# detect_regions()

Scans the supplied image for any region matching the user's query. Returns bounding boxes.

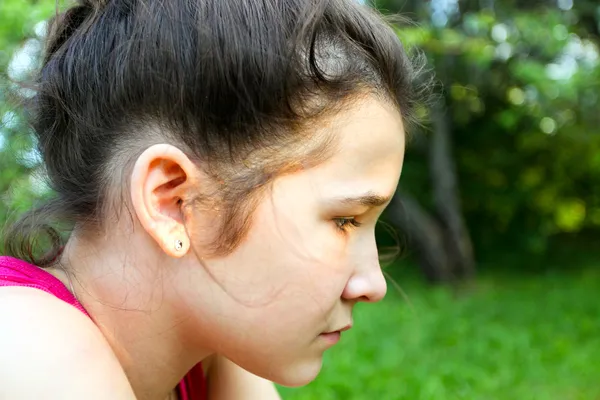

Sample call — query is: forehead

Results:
[310,97,406,195]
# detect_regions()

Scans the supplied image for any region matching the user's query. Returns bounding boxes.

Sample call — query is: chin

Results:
[270,357,324,388]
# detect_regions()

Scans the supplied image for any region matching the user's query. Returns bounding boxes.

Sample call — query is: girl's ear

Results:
[130,144,198,258]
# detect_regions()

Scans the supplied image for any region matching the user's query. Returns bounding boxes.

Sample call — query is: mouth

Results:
[323,323,352,335]
[319,322,353,346]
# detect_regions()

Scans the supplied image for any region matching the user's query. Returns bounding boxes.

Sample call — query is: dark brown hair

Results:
[3,0,424,266]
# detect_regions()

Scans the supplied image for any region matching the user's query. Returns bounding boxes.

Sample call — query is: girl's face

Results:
[180,97,405,386]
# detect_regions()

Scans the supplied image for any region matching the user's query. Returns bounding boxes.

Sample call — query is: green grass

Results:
[278,266,600,400]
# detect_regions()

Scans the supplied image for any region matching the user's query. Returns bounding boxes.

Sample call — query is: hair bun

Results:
[86,0,108,8]
[44,1,96,63]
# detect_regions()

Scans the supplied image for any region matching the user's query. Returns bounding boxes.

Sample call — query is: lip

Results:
[323,323,353,335]
[320,331,341,345]
[319,323,352,346]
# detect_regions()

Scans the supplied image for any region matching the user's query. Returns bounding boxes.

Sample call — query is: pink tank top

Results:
[0,256,207,400]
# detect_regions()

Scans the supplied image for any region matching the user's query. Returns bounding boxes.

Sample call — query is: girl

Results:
[0,0,421,398]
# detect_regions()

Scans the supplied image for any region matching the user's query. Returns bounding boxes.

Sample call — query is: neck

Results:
[52,231,209,400]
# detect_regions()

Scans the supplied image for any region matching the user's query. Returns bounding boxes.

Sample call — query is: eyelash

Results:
[334,217,362,231]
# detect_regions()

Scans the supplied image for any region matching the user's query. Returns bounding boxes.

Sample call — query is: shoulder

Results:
[0,287,136,399]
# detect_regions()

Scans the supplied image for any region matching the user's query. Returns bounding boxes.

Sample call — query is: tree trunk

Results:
[429,101,476,280]
[386,192,452,283]
[374,1,477,284]
[385,100,476,284]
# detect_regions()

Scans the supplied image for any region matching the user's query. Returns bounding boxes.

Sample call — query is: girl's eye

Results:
[334,217,362,231]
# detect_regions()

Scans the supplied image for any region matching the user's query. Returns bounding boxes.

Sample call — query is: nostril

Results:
[342,272,387,303]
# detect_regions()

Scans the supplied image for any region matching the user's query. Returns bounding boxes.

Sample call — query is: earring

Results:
[174,239,183,251]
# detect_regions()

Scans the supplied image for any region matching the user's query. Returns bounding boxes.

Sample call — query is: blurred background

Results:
[1,0,599,399]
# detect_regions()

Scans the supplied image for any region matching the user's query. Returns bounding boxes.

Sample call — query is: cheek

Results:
[254,193,350,275]
[258,226,349,301]
[286,206,351,264]
[268,174,352,264]
[189,181,352,312]
[238,219,349,316]
[280,231,351,308]
[192,220,347,311]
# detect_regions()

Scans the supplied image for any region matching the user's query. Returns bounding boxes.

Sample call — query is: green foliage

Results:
[278,266,600,399]
[391,3,600,258]
[0,0,55,67]
[0,0,58,242]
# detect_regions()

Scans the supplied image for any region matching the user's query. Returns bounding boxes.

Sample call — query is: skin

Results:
[0,96,405,399]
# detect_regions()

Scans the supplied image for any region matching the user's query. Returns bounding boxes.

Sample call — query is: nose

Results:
[341,261,387,303]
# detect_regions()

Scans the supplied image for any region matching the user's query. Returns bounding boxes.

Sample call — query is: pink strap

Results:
[0,256,89,316]
[179,363,206,400]
[0,256,206,399]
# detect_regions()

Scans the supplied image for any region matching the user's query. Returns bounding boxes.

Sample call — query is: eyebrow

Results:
[337,192,392,208]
